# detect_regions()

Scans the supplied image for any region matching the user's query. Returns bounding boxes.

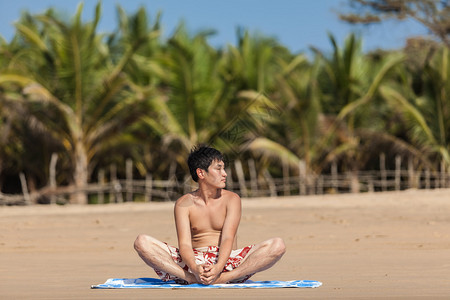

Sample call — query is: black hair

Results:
[188,145,225,182]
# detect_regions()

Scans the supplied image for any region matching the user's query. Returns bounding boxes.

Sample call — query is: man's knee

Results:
[134,234,153,252]
[268,237,286,257]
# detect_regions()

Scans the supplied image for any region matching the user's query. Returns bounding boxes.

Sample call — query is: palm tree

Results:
[247,33,405,191]
[252,33,403,192]
[216,29,297,175]
[380,45,450,169]
[0,91,17,187]
[137,25,281,180]
[136,23,225,174]
[244,53,320,176]
[221,28,290,92]
[318,36,400,146]
[249,33,372,181]
[0,31,36,193]
[0,3,160,203]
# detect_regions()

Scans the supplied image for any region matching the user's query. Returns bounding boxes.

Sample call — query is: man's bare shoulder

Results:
[175,192,196,208]
[222,189,241,203]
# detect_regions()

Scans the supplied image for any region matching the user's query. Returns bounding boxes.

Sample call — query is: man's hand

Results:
[199,264,222,285]
[188,264,206,284]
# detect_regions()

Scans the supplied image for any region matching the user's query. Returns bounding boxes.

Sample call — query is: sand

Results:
[1,189,449,299]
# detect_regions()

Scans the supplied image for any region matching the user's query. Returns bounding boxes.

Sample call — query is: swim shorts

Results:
[154,244,254,284]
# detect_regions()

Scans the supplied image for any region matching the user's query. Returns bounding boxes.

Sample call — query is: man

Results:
[134,146,286,285]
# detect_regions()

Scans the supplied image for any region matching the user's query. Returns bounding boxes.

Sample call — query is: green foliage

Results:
[381,46,450,166]
[0,3,449,198]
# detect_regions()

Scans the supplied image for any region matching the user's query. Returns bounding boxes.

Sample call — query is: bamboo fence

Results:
[1,155,449,206]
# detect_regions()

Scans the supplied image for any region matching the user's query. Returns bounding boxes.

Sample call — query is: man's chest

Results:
[189,204,227,232]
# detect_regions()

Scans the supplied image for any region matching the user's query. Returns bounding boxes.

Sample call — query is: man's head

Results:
[188,145,225,182]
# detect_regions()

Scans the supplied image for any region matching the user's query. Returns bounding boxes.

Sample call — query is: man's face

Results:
[203,159,227,188]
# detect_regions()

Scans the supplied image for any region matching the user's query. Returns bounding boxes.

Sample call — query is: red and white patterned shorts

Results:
[154,244,254,284]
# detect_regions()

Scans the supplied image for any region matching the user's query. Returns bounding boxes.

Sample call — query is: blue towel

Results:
[91,277,322,289]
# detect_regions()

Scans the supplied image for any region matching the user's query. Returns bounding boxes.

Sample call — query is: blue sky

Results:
[0,0,428,54]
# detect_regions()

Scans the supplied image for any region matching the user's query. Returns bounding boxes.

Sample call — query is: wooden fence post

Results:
[424,168,430,189]
[395,155,401,191]
[19,172,31,205]
[49,153,58,204]
[126,159,133,202]
[331,161,338,192]
[263,170,277,197]
[226,167,233,191]
[110,164,115,202]
[234,160,248,197]
[447,162,450,189]
[110,164,123,203]
[282,161,290,196]
[98,169,105,204]
[298,162,306,195]
[368,177,374,193]
[248,159,258,196]
[435,165,440,188]
[145,173,152,202]
[408,157,415,188]
[306,173,314,195]
[350,170,359,193]
[380,153,387,192]
[317,175,324,194]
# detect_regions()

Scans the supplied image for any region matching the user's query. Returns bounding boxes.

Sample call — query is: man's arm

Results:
[174,197,204,282]
[202,192,241,284]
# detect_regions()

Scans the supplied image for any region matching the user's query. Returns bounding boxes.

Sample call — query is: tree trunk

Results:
[350,169,359,193]
[71,141,88,204]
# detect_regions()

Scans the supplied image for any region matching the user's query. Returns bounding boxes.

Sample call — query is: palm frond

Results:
[247,137,301,168]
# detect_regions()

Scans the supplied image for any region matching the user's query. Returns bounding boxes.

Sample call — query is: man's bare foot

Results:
[186,273,199,284]
[179,270,199,284]
[213,272,230,284]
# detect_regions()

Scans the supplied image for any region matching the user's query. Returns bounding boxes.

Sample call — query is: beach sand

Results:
[1,189,449,299]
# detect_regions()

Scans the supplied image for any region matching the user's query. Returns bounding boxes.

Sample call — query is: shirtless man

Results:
[134,146,286,285]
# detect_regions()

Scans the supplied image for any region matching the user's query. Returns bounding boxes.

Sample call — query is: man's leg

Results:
[133,234,196,283]
[215,237,286,284]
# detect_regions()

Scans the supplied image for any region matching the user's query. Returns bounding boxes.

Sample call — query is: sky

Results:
[0,0,428,54]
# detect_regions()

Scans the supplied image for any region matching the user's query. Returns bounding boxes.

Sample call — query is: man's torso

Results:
[184,190,238,249]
